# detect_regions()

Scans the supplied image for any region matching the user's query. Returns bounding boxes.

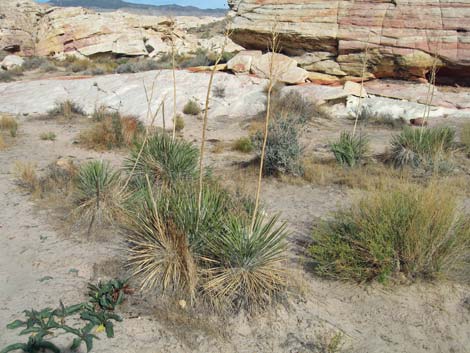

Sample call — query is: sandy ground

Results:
[1,80,470,353]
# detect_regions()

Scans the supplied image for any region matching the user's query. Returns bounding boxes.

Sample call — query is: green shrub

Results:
[271,90,329,124]
[232,137,253,153]
[22,56,48,70]
[73,161,126,230]
[0,70,14,82]
[309,182,470,283]
[390,126,455,168]
[40,132,56,141]
[126,133,199,186]
[253,118,303,176]
[183,99,201,115]
[47,100,85,119]
[330,131,369,167]
[179,48,212,68]
[40,62,58,73]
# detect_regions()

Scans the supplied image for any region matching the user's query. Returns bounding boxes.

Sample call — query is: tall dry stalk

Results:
[250,24,280,234]
[169,18,178,140]
[122,73,167,191]
[352,31,371,137]
[196,22,233,214]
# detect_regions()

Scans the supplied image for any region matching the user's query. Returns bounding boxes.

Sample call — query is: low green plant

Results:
[87,279,132,311]
[183,99,201,115]
[390,126,455,168]
[175,114,185,132]
[126,133,199,186]
[330,131,368,167]
[22,57,49,71]
[212,84,226,98]
[1,279,129,353]
[252,118,303,176]
[40,132,56,141]
[232,137,253,153]
[310,182,470,283]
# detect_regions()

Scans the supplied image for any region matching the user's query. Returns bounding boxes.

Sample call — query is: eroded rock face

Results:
[228,0,470,83]
[0,0,242,59]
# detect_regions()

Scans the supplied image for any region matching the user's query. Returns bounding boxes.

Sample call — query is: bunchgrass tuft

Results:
[232,137,253,153]
[310,182,470,283]
[0,116,18,137]
[174,114,185,132]
[40,132,56,141]
[329,131,368,168]
[183,100,201,115]
[460,122,470,155]
[80,113,144,150]
[126,133,199,186]
[353,106,406,129]
[390,126,455,168]
[47,100,85,119]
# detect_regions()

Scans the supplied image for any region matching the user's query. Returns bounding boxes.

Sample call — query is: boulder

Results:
[307,72,341,85]
[1,55,24,70]
[227,50,262,73]
[251,53,308,84]
[228,0,470,83]
[343,81,367,98]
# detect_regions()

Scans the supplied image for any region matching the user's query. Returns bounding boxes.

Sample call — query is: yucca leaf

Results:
[0,343,26,353]
[6,320,25,330]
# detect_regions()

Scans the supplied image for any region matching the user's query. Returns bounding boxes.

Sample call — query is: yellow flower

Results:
[96,324,105,333]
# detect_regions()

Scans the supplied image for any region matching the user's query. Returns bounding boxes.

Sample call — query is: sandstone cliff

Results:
[228,0,470,83]
[0,0,240,59]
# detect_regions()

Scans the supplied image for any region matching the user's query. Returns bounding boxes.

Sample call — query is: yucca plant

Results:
[74,160,126,233]
[126,133,198,186]
[125,181,198,296]
[390,126,455,168]
[202,213,288,312]
[330,131,369,167]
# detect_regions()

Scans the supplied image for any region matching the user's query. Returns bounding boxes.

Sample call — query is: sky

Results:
[36,0,228,9]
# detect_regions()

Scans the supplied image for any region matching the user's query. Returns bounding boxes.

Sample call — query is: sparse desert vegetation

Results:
[1,5,470,353]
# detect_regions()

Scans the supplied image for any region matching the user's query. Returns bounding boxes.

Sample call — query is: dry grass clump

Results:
[14,161,40,193]
[389,126,455,169]
[303,158,410,190]
[0,135,5,150]
[46,100,86,120]
[183,100,201,115]
[80,112,144,150]
[353,106,406,129]
[310,181,470,283]
[40,132,56,141]
[270,90,330,123]
[232,137,253,153]
[460,122,470,155]
[14,160,78,198]
[0,68,23,82]
[0,116,18,137]
[329,132,369,168]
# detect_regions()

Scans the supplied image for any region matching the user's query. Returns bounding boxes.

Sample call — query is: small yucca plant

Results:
[74,161,126,232]
[330,131,369,167]
[126,133,198,186]
[202,213,288,312]
[390,126,455,168]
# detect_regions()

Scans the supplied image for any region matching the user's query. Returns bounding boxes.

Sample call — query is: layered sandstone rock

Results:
[0,0,242,59]
[228,0,470,83]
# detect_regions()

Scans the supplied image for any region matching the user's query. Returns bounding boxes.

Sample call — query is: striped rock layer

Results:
[228,0,470,83]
